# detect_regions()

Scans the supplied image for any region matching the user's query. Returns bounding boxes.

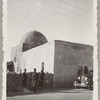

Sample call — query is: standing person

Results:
[31,68,38,93]
[40,70,45,89]
[88,70,93,90]
[22,69,27,87]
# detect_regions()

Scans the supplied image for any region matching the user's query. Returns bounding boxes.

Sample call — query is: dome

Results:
[20,30,48,44]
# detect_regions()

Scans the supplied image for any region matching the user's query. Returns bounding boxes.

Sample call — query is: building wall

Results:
[10,44,23,72]
[21,41,54,73]
[10,40,93,88]
[53,40,93,87]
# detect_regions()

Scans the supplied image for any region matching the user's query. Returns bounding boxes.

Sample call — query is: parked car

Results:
[73,66,93,90]
[74,76,89,88]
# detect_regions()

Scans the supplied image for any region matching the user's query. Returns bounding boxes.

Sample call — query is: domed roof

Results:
[20,30,48,44]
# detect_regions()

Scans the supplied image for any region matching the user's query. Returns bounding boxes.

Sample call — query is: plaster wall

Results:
[22,41,54,73]
[53,40,93,87]
[10,44,23,72]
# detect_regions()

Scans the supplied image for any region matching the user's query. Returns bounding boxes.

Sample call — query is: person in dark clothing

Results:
[22,69,27,87]
[31,68,38,93]
[39,70,45,89]
[88,70,93,90]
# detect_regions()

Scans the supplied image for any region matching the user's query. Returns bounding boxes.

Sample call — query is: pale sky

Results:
[7,0,95,61]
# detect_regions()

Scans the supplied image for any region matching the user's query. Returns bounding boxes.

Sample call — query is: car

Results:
[73,76,89,88]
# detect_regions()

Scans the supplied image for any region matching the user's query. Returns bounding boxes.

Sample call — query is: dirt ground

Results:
[7,88,93,100]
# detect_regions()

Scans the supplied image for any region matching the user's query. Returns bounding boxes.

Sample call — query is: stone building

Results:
[9,30,93,87]
[10,30,48,72]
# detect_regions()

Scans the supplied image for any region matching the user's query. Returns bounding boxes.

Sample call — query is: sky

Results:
[7,0,96,61]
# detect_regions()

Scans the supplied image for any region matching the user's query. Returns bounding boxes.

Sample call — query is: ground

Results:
[7,88,93,100]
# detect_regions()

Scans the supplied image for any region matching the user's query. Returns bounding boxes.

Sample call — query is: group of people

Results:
[22,68,45,93]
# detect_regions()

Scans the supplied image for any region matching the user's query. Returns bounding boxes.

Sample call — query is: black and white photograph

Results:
[4,0,97,100]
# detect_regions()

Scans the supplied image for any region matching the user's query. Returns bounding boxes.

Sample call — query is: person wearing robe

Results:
[40,70,45,89]
[31,68,38,92]
[22,69,27,87]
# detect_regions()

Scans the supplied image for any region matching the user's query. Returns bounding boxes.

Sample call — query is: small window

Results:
[20,69,22,73]
[84,66,88,74]
[7,62,14,72]
[78,66,83,75]
[17,67,19,72]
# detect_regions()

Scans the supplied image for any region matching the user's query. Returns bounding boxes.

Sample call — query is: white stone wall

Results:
[21,41,54,73]
[53,40,93,87]
[10,44,23,72]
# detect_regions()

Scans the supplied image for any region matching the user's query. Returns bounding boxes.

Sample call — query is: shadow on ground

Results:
[7,87,93,97]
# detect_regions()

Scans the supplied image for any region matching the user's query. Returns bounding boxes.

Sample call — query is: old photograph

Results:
[5,0,97,100]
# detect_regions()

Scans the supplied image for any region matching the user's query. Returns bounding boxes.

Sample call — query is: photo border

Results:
[0,0,99,100]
